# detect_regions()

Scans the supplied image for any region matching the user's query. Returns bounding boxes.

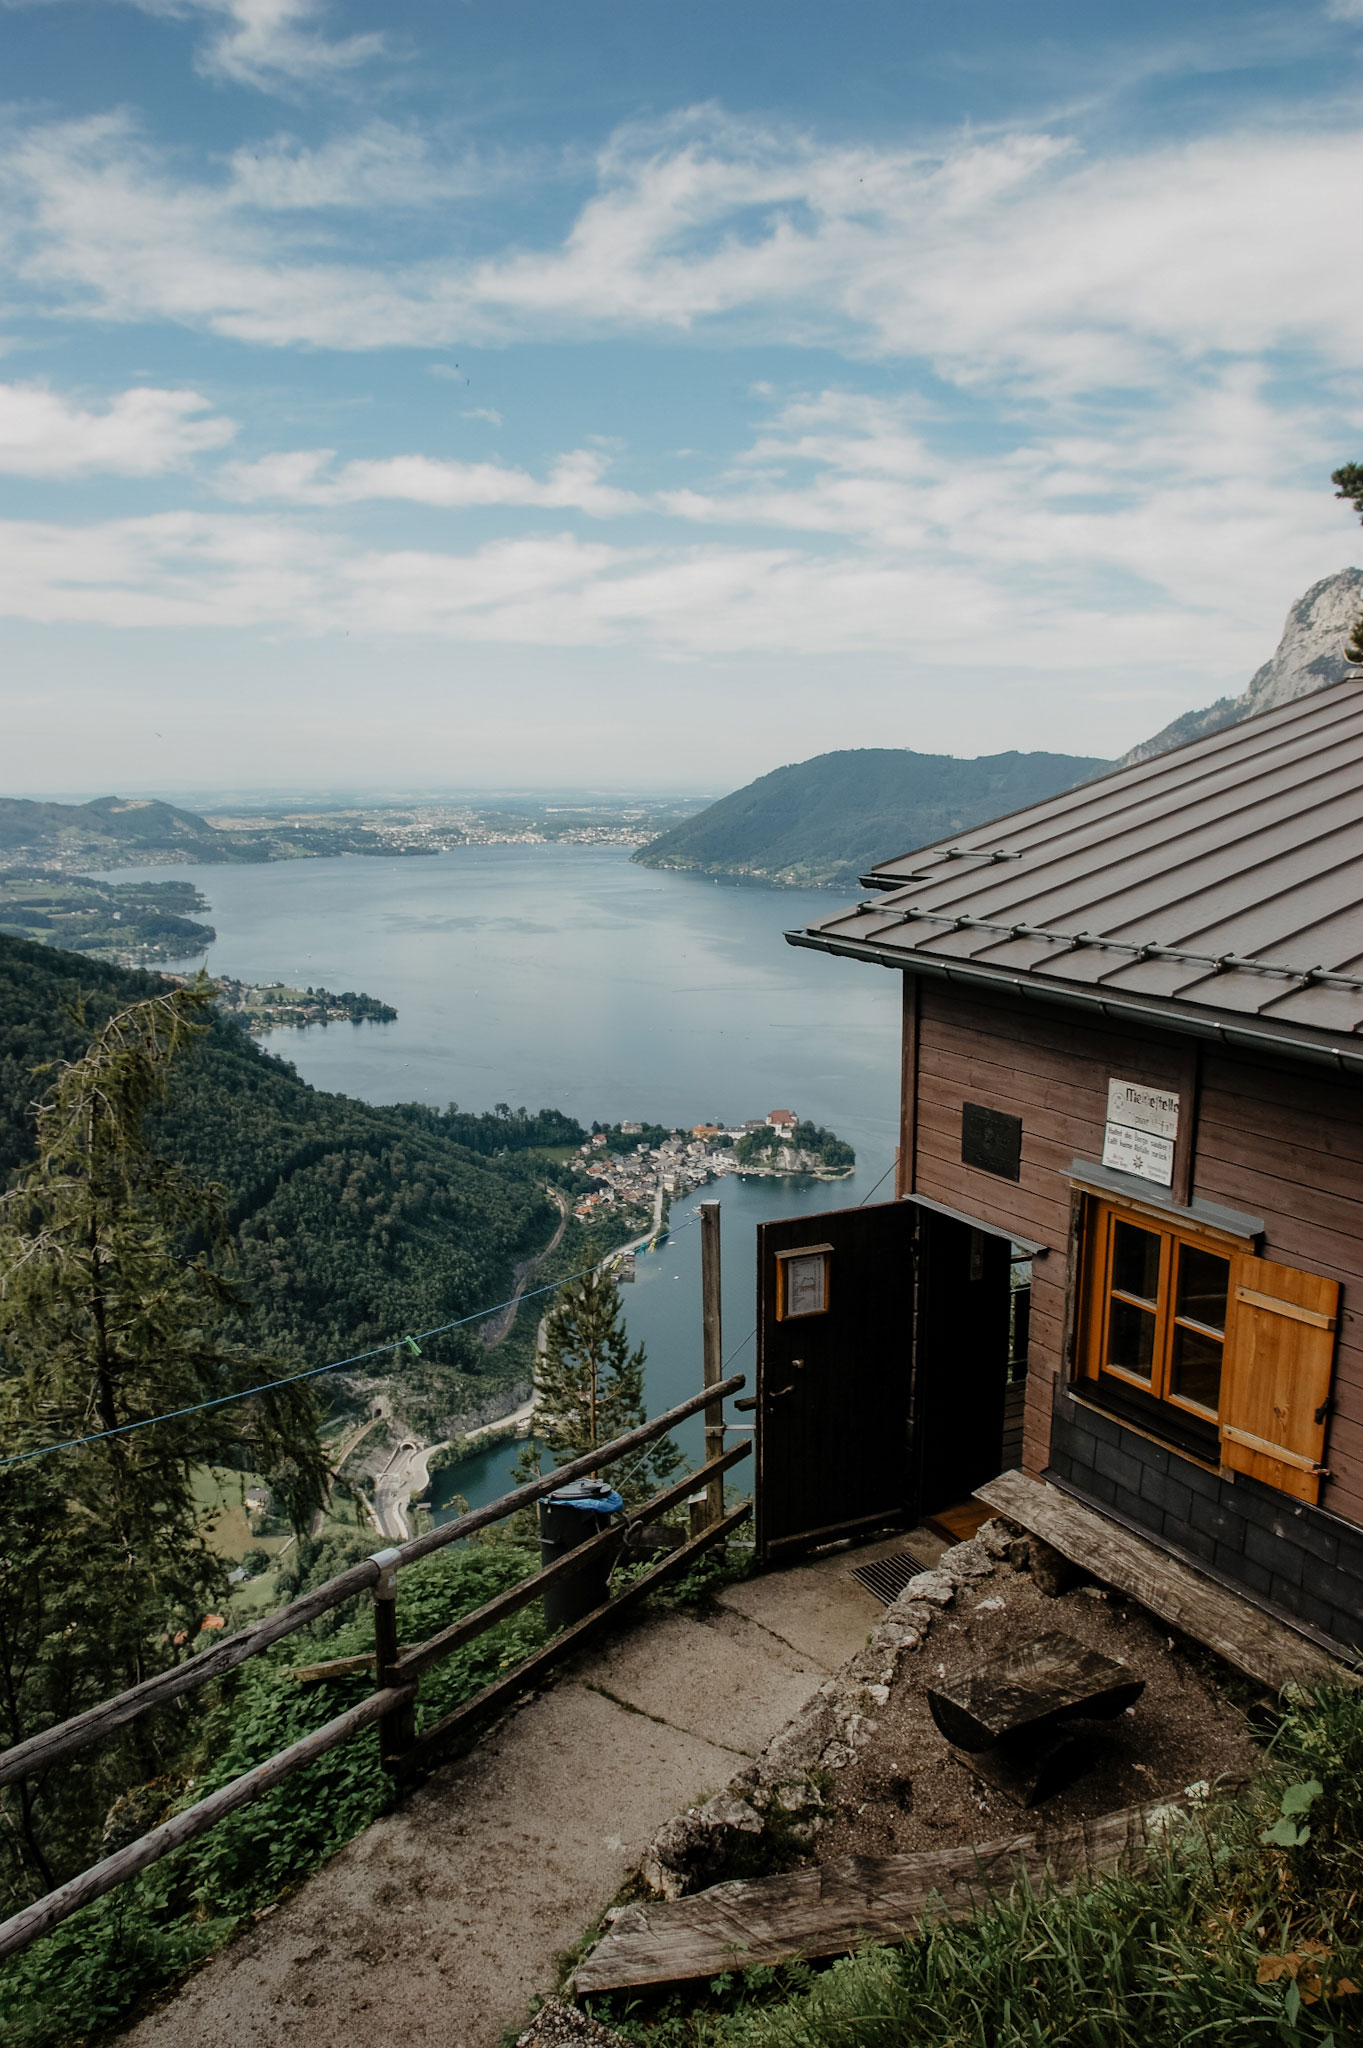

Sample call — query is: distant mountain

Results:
[1117,568,1363,767]
[632,747,1109,890]
[0,794,424,870]
[0,794,229,863]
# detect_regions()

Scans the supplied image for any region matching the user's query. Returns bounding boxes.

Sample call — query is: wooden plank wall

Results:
[902,976,1363,1528]
[1197,1051,1363,1528]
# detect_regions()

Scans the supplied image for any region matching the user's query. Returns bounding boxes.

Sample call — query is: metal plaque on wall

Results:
[961,1102,1023,1181]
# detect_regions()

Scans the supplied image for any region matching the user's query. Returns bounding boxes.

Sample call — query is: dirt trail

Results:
[481,1189,568,1349]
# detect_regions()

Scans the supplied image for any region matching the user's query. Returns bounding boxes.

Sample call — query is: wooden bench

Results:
[975,1470,1352,1694]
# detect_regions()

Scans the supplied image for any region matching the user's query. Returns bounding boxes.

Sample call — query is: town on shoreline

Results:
[571,1109,856,1228]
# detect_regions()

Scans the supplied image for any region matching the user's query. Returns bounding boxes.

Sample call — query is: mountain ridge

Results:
[1115,567,1363,767]
[632,747,1109,890]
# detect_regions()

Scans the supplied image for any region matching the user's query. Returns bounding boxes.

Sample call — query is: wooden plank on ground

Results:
[975,1470,1353,1693]
[927,1631,1143,1751]
[569,1803,1163,1993]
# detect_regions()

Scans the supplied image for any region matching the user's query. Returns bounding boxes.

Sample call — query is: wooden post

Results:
[370,1548,416,1773]
[700,1200,724,1529]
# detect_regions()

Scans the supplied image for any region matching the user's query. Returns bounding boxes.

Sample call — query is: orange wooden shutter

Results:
[1219,1254,1339,1505]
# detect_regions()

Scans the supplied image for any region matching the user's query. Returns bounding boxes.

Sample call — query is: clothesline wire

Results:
[0,1207,704,1473]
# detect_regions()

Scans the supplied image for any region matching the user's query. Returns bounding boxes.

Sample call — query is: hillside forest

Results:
[0,941,712,2043]
[0,935,576,1443]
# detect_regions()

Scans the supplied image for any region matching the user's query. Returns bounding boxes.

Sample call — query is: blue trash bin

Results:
[538,1478,624,1631]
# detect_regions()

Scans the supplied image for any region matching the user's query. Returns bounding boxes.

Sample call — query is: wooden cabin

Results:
[786,679,1363,1658]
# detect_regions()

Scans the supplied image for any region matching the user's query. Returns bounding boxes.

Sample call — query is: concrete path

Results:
[120,1542,904,2048]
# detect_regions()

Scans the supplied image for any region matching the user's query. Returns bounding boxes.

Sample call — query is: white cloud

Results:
[0,366,1349,687]
[4,104,1362,384]
[461,407,503,426]
[225,124,481,211]
[216,445,638,515]
[0,380,235,475]
[130,0,387,94]
[0,487,1341,688]
[646,371,1359,656]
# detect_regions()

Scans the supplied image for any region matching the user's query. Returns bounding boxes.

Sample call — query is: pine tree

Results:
[0,985,330,1898]
[514,1261,685,1505]
[1332,461,1363,520]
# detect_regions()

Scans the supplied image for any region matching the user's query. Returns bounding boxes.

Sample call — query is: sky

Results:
[2,0,1363,796]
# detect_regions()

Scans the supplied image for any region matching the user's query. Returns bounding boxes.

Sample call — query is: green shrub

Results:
[0,1541,542,2046]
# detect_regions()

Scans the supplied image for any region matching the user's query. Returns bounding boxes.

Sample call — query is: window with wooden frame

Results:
[1077,1196,1339,1504]
[774,1243,832,1321]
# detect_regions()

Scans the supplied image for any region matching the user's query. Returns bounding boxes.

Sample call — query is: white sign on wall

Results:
[1102,1079,1179,1186]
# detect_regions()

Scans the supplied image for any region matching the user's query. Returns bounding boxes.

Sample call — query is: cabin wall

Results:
[900,972,1363,1651]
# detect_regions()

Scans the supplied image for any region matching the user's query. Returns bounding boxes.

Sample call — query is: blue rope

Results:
[0,1208,699,1473]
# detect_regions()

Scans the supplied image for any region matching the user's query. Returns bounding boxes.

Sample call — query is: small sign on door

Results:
[776,1244,832,1319]
[1102,1079,1178,1186]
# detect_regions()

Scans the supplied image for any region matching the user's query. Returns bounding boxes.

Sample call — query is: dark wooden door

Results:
[755,1200,916,1559]
[755,1198,1014,1559]
[911,1208,1013,1515]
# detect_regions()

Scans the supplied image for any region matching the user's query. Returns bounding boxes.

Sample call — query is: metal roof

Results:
[788,678,1363,1070]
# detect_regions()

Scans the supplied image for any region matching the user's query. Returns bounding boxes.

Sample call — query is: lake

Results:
[116,844,902,1506]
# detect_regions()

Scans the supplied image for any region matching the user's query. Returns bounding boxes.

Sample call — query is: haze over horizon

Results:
[3,0,1362,792]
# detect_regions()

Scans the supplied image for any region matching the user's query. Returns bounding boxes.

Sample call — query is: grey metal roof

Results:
[788,678,1363,1068]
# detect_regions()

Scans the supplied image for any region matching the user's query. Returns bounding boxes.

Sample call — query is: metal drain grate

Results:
[847,1548,929,1606]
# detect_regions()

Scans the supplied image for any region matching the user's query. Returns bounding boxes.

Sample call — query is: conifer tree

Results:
[514,1260,684,1504]
[1332,461,1363,520]
[0,985,329,1897]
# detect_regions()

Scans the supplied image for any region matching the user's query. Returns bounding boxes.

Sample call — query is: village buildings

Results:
[570,1113,805,1220]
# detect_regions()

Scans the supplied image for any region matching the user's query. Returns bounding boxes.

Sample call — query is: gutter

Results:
[784,927,1363,1080]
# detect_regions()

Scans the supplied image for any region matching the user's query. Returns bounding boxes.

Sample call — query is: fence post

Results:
[370,1547,416,1772]
[700,1200,725,1530]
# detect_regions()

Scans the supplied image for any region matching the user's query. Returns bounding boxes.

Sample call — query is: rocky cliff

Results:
[1118,567,1363,767]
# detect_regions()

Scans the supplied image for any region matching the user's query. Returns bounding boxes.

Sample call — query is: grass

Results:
[186,1464,367,1622]
[189,1463,272,1560]
[580,1685,1363,2048]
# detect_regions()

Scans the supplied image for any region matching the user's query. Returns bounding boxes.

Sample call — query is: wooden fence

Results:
[0,1373,748,1965]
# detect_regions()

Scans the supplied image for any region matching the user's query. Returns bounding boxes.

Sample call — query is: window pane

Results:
[1176,1245,1230,1333]
[1171,1324,1223,1412]
[1112,1221,1160,1303]
[1107,1297,1156,1380]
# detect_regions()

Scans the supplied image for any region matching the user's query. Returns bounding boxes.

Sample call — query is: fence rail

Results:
[0,1373,748,1965]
